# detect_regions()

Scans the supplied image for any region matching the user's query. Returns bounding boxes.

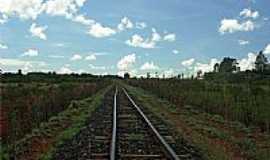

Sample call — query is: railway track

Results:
[51,87,202,160]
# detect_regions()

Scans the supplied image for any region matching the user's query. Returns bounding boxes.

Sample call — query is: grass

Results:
[40,86,112,160]
[123,83,270,160]
[2,85,112,160]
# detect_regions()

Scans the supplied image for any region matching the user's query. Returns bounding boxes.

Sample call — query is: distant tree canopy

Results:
[213,51,270,74]
[255,51,269,72]
[218,57,238,73]
[205,50,270,81]
[124,72,130,79]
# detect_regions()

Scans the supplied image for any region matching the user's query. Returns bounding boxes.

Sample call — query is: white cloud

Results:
[0,14,8,24]
[219,19,255,34]
[264,44,270,55]
[89,64,106,70]
[48,55,64,58]
[29,23,47,40]
[85,54,96,61]
[58,66,73,74]
[163,68,175,78]
[136,22,147,29]
[22,49,39,57]
[0,58,28,67]
[0,0,87,22]
[173,49,179,54]
[238,40,249,45]
[71,14,95,25]
[117,17,133,31]
[0,58,46,72]
[117,69,137,77]
[117,53,136,71]
[140,62,159,70]
[164,33,176,42]
[238,52,257,71]
[0,0,44,20]
[87,23,116,38]
[54,43,65,47]
[151,28,162,41]
[240,8,259,19]
[44,0,80,17]
[182,58,195,67]
[194,58,219,74]
[126,28,176,48]
[70,54,82,61]
[126,34,156,49]
[0,43,8,49]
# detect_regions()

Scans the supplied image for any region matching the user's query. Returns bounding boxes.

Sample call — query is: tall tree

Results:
[255,51,268,72]
[219,57,238,73]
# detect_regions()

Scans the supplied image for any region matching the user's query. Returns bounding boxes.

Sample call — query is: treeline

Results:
[127,78,270,133]
[1,80,111,145]
[1,71,120,83]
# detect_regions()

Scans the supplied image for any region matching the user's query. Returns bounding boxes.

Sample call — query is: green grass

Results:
[2,85,112,160]
[40,86,111,160]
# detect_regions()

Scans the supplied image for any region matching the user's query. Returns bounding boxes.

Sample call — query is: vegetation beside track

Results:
[1,85,112,160]
[124,84,270,160]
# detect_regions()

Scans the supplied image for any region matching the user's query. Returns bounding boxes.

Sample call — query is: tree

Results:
[197,70,202,79]
[219,57,238,73]
[214,63,220,72]
[147,72,151,79]
[124,72,130,79]
[255,51,268,72]
[18,69,22,75]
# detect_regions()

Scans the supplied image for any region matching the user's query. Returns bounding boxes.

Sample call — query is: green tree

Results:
[255,51,268,72]
[219,57,238,73]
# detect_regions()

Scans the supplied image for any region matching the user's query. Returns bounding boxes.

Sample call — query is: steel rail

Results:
[110,87,118,160]
[122,88,180,160]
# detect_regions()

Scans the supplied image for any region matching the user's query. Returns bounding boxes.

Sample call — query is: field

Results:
[0,74,270,160]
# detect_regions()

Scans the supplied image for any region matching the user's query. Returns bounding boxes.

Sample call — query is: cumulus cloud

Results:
[126,28,176,48]
[126,34,156,48]
[163,68,175,78]
[58,66,73,74]
[181,58,195,67]
[0,14,8,24]
[0,0,44,20]
[240,8,259,19]
[238,40,249,45]
[173,49,179,54]
[136,22,147,29]
[29,23,47,40]
[70,54,82,61]
[117,53,136,71]
[194,58,219,74]
[87,23,116,38]
[85,54,96,61]
[0,58,46,72]
[0,43,8,49]
[117,17,133,31]
[44,0,86,18]
[22,49,39,57]
[163,33,176,42]
[140,61,159,70]
[264,44,270,55]
[0,0,87,21]
[238,52,257,71]
[71,14,95,25]
[219,19,255,34]
[126,29,161,49]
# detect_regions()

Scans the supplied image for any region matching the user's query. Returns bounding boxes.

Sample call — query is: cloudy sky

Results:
[0,0,270,77]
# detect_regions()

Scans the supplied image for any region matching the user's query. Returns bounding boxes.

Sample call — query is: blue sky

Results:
[0,0,270,77]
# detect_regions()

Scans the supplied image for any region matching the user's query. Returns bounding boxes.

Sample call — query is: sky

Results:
[0,0,270,77]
